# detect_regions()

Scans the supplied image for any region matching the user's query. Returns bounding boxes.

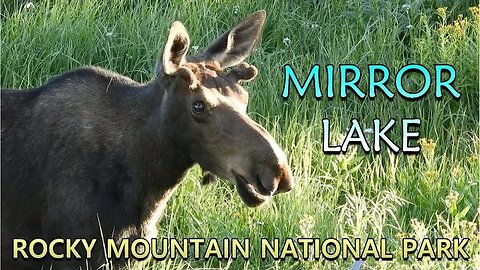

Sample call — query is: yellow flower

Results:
[451,16,468,39]
[395,232,408,240]
[299,214,315,238]
[419,138,437,166]
[452,164,462,178]
[459,220,477,237]
[445,191,459,211]
[419,15,428,23]
[468,154,478,163]
[418,138,437,153]
[469,5,480,22]
[424,169,437,178]
[299,215,315,224]
[410,218,427,239]
[441,228,454,239]
[437,7,448,20]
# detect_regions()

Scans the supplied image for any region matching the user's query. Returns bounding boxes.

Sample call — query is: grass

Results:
[1,0,479,269]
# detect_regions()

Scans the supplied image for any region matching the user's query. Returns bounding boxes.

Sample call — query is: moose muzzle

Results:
[230,118,294,207]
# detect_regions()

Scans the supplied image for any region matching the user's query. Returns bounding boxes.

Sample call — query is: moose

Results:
[1,11,294,270]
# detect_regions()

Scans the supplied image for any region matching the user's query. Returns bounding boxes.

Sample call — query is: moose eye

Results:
[192,100,206,114]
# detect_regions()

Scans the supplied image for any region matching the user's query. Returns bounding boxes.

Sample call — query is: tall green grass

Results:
[1,0,479,269]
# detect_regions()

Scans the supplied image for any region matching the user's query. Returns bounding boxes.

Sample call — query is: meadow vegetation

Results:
[1,0,479,269]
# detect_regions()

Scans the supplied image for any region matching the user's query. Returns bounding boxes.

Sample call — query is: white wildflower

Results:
[283,37,291,46]
[401,4,410,10]
[24,2,35,10]
[232,5,240,15]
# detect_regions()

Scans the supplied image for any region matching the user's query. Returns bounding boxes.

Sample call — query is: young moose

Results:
[1,11,293,270]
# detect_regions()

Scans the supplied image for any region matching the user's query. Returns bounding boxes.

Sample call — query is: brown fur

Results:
[1,11,293,270]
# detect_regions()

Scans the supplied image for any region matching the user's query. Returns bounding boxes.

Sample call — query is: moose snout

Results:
[275,163,294,195]
[230,113,294,203]
[255,162,294,196]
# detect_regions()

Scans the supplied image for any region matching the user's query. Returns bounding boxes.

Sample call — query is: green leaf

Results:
[455,205,471,220]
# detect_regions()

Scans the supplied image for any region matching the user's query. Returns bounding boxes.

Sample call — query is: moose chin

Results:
[1,10,294,270]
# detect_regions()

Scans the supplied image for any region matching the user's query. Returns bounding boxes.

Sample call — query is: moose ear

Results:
[203,10,266,68]
[157,21,190,76]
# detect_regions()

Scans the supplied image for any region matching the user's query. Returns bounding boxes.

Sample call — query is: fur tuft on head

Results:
[228,62,258,82]
[177,66,200,89]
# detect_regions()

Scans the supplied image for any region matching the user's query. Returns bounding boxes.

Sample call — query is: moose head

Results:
[155,11,294,207]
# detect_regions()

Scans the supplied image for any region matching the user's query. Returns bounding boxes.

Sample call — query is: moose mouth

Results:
[232,170,270,207]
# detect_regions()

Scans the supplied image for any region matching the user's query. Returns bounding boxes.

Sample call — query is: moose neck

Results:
[125,80,194,225]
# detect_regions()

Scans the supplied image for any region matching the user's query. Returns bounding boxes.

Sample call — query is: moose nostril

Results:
[275,180,293,195]
[255,174,274,196]
[279,182,293,193]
